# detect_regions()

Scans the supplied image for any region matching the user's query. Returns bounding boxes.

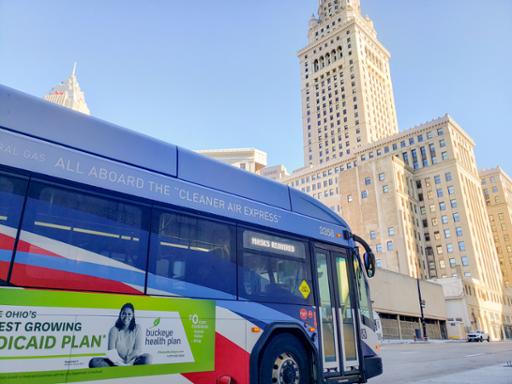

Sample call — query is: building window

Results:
[447,243,454,253]
[449,258,456,268]
[432,217,438,226]
[458,241,466,251]
[436,245,443,255]
[445,172,453,182]
[387,241,394,251]
[376,244,383,253]
[441,215,448,224]
[444,229,451,238]
[434,175,441,184]
[347,194,353,202]
[434,231,441,240]
[450,199,458,209]
[447,186,455,195]
[439,139,446,148]
[364,176,372,185]
[456,227,463,237]
[441,151,448,160]
[439,201,446,211]
[439,260,446,269]
[388,227,395,236]
[383,185,389,193]
[453,213,460,222]
[370,231,377,240]
[378,172,385,181]
[376,259,382,268]
[361,190,368,199]
[461,256,469,266]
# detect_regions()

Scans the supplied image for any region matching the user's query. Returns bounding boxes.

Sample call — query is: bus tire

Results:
[258,333,311,384]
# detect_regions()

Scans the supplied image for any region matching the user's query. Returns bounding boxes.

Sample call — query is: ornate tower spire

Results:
[318,0,361,20]
[300,0,398,166]
[43,63,91,115]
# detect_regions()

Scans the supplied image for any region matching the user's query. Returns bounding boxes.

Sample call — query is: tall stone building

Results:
[300,0,398,167]
[277,0,512,339]
[43,63,90,115]
[480,167,512,289]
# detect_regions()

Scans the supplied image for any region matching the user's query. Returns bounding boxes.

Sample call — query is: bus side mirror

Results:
[363,251,376,278]
[352,234,376,278]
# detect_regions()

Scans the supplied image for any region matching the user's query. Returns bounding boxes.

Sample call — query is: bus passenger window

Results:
[147,210,236,299]
[10,181,150,294]
[239,230,312,305]
[0,173,28,283]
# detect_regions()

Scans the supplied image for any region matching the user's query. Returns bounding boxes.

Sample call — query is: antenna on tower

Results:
[72,62,77,76]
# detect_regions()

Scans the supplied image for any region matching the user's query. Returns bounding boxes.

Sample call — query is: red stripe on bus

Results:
[183,332,249,384]
[0,260,9,281]
[0,233,15,250]
[9,264,143,294]
[15,238,62,258]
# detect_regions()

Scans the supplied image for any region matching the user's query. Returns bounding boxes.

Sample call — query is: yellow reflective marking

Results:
[299,280,311,299]
[72,227,119,238]
[35,221,72,231]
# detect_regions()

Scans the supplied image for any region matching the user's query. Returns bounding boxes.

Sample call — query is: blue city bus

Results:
[0,84,382,384]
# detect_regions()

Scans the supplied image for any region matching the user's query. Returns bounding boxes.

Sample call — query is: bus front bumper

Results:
[364,356,383,379]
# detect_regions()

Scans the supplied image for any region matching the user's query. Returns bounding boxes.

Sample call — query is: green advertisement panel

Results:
[0,288,215,383]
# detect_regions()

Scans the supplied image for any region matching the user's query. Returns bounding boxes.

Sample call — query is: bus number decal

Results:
[319,226,335,238]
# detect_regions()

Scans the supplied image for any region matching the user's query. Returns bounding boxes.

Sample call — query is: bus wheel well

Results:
[254,327,317,384]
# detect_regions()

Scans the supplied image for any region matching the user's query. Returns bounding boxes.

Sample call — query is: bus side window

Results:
[0,172,28,284]
[238,230,313,305]
[10,181,150,293]
[147,210,236,299]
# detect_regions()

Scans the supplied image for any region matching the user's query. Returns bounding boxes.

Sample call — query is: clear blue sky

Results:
[1,0,511,174]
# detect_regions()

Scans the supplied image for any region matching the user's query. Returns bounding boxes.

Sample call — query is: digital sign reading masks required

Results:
[243,230,305,258]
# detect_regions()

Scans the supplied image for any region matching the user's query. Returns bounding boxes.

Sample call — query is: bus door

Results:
[314,247,360,377]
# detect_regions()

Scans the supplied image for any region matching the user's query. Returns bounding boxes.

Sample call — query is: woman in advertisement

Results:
[89,303,151,367]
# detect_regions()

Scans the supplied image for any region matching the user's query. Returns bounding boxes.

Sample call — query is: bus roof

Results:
[0,84,350,236]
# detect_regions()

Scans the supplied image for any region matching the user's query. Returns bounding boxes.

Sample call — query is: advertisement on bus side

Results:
[0,289,215,383]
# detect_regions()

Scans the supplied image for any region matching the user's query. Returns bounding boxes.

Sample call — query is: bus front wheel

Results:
[259,334,311,384]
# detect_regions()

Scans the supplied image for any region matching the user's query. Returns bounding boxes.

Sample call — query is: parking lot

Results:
[371,340,512,384]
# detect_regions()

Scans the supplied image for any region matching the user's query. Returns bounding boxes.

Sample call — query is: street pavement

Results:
[370,340,512,384]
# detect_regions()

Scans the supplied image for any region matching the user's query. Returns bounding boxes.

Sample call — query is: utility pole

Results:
[416,278,427,340]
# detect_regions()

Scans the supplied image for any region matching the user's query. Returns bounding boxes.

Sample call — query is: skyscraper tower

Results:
[43,63,90,115]
[300,0,398,166]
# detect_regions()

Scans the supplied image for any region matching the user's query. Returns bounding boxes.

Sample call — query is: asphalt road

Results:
[371,340,512,384]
